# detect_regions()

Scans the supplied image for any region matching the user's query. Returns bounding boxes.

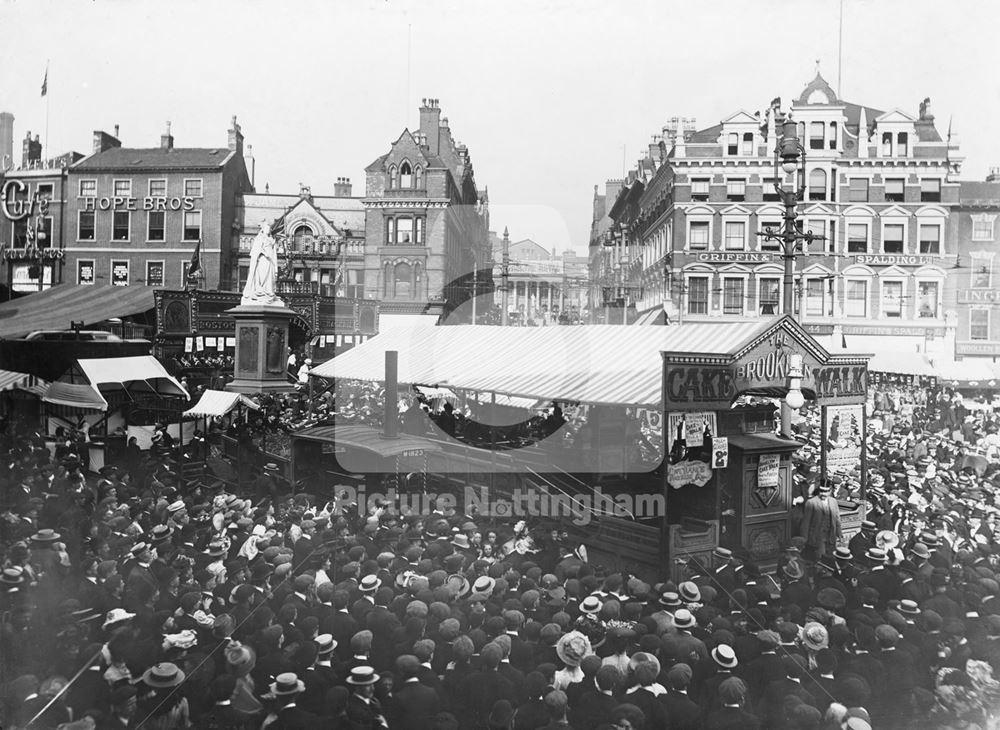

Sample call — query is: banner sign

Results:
[824,405,864,477]
[758,453,780,489]
[665,324,867,410]
[712,437,729,469]
[666,412,717,454]
[667,460,713,489]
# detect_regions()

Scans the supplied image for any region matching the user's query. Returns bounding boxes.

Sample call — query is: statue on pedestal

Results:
[241,220,285,307]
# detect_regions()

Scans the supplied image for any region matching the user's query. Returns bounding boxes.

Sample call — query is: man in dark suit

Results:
[267,673,320,730]
[857,548,899,610]
[201,674,256,730]
[325,589,359,662]
[346,666,389,729]
[800,482,842,561]
[569,664,620,730]
[386,654,440,730]
[759,656,818,729]
[300,635,340,716]
[661,663,702,730]
[457,643,516,729]
[706,677,760,730]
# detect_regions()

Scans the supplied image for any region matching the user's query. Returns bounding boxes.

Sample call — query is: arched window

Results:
[809,169,828,201]
[400,161,413,188]
[388,166,398,189]
[292,224,312,253]
[393,262,413,299]
[414,166,423,189]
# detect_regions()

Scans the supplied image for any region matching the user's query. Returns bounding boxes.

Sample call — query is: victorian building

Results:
[0,113,84,293]
[592,73,963,356]
[64,118,254,290]
[234,179,366,297]
[362,99,491,320]
[492,232,589,325]
[951,173,1000,363]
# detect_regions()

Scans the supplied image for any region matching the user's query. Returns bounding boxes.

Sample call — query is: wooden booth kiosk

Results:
[661,316,870,579]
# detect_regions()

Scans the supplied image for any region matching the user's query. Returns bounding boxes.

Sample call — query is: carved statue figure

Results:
[241,220,285,306]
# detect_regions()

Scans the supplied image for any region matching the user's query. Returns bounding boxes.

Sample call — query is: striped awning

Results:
[0,284,157,339]
[44,355,189,411]
[184,389,260,417]
[867,351,937,377]
[310,320,779,407]
[936,359,998,386]
[0,369,47,393]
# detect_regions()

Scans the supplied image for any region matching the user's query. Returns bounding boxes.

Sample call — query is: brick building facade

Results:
[952,175,1000,362]
[592,73,964,357]
[363,99,491,319]
[63,118,253,290]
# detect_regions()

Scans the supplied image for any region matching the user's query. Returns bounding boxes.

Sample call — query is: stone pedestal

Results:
[225,304,297,394]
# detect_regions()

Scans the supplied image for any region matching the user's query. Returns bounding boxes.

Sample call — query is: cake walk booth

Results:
[661,316,870,577]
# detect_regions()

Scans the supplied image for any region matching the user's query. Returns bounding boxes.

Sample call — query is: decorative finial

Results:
[815,59,821,76]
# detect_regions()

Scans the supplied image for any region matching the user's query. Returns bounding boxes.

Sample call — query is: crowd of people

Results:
[2,376,1000,730]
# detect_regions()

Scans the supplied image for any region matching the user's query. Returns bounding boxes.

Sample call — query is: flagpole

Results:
[44,61,50,160]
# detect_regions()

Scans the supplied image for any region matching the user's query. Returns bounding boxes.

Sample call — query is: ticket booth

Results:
[661,316,869,578]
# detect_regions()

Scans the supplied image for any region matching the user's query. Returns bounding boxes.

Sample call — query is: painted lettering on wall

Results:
[79,196,197,212]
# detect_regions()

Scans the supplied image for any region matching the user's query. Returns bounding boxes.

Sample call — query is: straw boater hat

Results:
[269,672,305,696]
[141,662,186,688]
[346,666,380,686]
[580,596,603,615]
[711,644,738,669]
[359,575,381,593]
[31,529,61,543]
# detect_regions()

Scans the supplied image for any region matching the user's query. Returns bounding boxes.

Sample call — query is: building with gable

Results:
[592,72,964,356]
[362,99,491,319]
[235,179,366,298]
[492,233,589,325]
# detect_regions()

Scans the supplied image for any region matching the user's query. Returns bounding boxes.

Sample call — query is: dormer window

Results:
[727,133,738,156]
[742,133,754,156]
[897,132,909,157]
[400,161,413,188]
[828,122,838,150]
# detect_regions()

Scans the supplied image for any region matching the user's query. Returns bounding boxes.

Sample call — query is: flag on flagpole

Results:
[41,64,48,97]
[188,239,202,280]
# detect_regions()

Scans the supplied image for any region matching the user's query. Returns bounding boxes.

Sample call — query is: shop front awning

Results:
[310,318,810,408]
[935,359,999,387]
[44,355,189,411]
[633,308,666,326]
[0,284,158,339]
[184,389,260,417]
[867,351,937,377]
[0,369,47,394]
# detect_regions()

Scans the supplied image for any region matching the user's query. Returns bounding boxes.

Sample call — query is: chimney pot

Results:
[114,124,119,137]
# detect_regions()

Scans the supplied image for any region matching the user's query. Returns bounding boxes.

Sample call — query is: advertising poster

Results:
[712,436,729,469]
[758,453,780,488]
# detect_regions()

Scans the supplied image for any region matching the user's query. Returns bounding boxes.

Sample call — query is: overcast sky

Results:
[2,0,997,255]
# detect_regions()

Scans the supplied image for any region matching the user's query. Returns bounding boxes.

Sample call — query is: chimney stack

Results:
[92,129,122,155]
[244,144,255,188]
[22,132,42,167]
[228,115,244,154]
[419,98,441,155]
[0,112,13,172]
[334,177,353,197]
[160,121,174,150]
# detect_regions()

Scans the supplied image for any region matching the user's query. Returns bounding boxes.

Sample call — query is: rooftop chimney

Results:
[228,114,244,154]
[334,177,353,197]
[419,98,441,155]
[244,144,255,188]
[92,129,121,155]
[23,132,42,167]
[160,120,174,150]
[0,112,13,172]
